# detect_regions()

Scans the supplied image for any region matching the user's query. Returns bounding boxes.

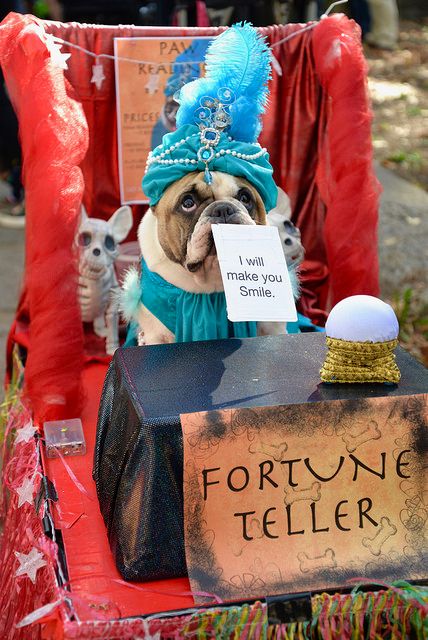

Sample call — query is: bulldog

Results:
[122,170,299,346]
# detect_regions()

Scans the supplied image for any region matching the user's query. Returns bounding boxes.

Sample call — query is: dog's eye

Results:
[78,232,92,247]
[283,220,299,235]
[237,189,253,209]
[104,235,116,251]
[181,194,197,211]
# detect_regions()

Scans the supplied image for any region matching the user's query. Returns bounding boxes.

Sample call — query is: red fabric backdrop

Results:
[0,12,380,422]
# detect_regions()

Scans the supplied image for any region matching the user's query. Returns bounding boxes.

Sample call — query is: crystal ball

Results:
[325,295,399,343]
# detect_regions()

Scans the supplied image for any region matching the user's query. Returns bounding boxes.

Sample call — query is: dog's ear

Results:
[267,187,291,219]
[80,204,89,225]
[108,206,133,243]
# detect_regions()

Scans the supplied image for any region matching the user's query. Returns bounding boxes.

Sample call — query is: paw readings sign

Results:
[212,224,297,322]
[181,394,427,603]
[114,36,211,203]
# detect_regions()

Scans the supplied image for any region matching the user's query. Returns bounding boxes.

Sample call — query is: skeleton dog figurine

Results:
[121,24,301,346]
[77,205,133,354]
[267,188,305,269]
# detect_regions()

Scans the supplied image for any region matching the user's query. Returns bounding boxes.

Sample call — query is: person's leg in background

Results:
[365,0,399,49]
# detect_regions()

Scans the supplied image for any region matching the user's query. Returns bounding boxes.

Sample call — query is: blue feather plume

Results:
[175,23,272,143]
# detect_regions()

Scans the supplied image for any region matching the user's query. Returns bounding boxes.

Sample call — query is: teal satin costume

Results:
[124,259,257,346]
[124,259,323,346]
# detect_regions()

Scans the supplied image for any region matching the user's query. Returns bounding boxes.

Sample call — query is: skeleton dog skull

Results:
[77,205,133,354]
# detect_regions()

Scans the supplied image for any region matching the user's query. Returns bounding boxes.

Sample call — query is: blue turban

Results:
[143,23,278,211]
[143,124,277,211]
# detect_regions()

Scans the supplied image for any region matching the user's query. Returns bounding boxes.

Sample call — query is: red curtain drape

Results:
[0,12,380,421]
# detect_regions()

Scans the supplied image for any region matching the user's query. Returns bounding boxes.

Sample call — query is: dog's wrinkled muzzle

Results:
[185,200,255,272]
[206,201,249,225]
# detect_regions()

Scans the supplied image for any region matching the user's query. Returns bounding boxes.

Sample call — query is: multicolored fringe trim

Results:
[320,337,401,384]
[181,601,267,638]
[40,586,427,639]
[267,585,428,640]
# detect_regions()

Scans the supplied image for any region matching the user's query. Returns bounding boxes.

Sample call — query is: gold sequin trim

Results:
[320,337,401,384]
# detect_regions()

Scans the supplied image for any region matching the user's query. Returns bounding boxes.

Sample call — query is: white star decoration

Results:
[91,62,106,90]
[45,33,71,70]
[15,421,37,445]
[15,548,47,584]
[16,477,36,508]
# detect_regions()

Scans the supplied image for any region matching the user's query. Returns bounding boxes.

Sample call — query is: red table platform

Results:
[46,362,195,619]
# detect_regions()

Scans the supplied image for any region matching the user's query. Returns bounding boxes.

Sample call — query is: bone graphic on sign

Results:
[248,440,288,461]
[342,420,381,453]
[284,481,321,506]
[362,516,397,556]
[297,548,337,573]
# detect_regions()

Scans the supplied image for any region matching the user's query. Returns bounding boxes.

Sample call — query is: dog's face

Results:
[152,171,266,274]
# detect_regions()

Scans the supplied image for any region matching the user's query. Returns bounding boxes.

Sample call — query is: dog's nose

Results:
[93,248,101,256]
[210,203,236,220]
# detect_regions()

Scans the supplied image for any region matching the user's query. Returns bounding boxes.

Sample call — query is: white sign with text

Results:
[212,224,298,323]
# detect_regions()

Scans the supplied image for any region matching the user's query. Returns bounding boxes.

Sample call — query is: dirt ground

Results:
[366,19,428,366]
[367,19,428,190]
